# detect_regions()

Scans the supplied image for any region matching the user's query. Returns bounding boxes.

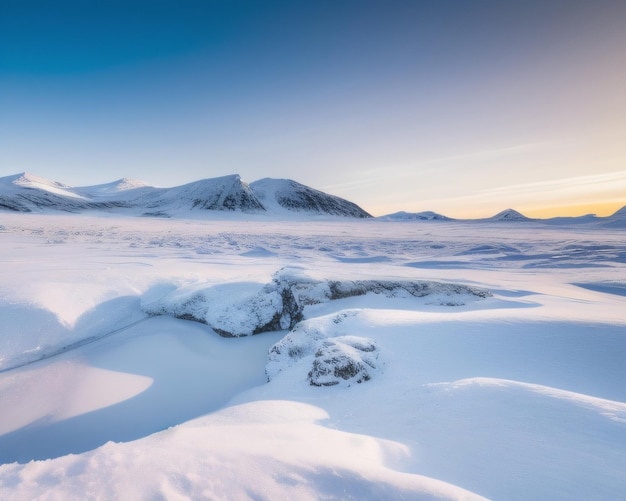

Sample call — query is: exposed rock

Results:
[308,336,378,387]
[143,268,491,338]
[266,311,380,387]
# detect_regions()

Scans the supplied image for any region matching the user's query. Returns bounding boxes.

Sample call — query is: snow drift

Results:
[0,213,625,500]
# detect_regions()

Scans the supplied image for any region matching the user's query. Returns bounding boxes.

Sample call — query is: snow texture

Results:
[0,213,625,500]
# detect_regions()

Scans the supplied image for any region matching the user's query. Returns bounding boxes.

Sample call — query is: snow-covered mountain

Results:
[0,173,370,218]
[611,205,626,218]
[249,178,371,218]
[138,175,266,215]
[485,208,533,222]
[0,173,131,212]
[379,210,453,221]
[602,205,626,228]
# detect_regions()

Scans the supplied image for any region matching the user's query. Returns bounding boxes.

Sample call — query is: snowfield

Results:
[0,213,625,500]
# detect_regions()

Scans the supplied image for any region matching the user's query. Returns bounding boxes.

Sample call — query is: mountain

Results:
[74,178,153,196]
[137,175,266,215]
[610,205,626,218]
[0,173,370,218]
[0,173,131,212]
[249,178,371,218]
[485,208,533,222]
[378,210,453,221]
[602,205,626,228]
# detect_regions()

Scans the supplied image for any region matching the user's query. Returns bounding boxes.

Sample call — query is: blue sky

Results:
[1,0,625,217]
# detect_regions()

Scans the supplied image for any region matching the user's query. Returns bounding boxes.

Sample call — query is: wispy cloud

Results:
[411,141,559,169]
[321,141,560,194]
[474,170,626,198]
[320,168,395,194]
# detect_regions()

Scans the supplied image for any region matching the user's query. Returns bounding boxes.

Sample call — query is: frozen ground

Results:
[0,213,624,500]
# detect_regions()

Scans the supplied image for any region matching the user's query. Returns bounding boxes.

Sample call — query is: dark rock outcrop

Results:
[308,337,378,387]
[143,268,491,338]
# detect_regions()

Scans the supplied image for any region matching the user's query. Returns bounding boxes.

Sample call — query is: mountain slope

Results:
[249,178,371,218]
[75,178,154,197]
[602,205,626,228]
[138,175,266,215]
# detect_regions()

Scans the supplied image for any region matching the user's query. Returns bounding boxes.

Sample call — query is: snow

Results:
[0,213,625,500]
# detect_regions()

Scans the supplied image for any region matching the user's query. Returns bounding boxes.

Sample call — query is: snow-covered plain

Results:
[0,212,625,500]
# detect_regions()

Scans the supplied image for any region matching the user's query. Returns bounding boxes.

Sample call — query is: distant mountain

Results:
[602,205,626,228]
[610,205,626,218]
[378,210,453,221]
[249,178,371,218]
[485,208,533,222]
[0,173,370,218]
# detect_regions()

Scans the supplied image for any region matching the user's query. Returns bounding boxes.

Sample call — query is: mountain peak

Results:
[79,178,152,195]
[6,172,70,189]
[379,210,453,221]
[488,208,531,221]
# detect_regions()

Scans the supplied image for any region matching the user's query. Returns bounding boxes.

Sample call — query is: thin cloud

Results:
[412,141,561,170]
[475,170,626,198]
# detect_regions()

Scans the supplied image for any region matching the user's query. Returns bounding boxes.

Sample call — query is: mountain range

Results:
[0,173,371,218]
[0,172,624,224]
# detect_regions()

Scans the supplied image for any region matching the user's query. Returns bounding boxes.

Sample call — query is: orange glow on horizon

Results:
[522,202,624,219]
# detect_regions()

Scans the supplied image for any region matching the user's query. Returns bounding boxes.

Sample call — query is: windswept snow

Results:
[0,213,625,500]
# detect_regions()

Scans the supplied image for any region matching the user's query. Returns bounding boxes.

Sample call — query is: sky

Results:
[1,0,625,218]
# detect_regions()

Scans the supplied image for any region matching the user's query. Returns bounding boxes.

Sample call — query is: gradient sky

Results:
[1,0,625,217]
